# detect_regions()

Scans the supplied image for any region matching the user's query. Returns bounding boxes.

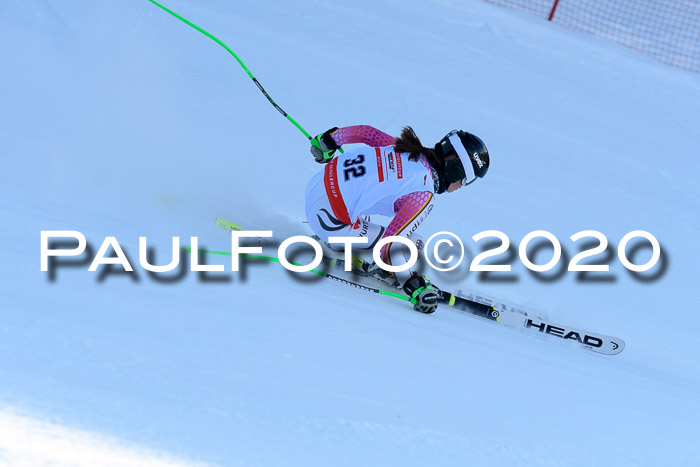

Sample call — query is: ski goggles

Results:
[441,130,477,186]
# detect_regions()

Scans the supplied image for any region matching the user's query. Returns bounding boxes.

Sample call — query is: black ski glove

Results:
[402,273,438,314]
[310,127,341,163]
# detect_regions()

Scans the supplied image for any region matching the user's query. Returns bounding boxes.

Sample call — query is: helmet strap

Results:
[430,166,446,194]
[430,141,450,194]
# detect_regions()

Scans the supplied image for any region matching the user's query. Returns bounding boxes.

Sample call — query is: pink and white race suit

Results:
[305,125,436,282]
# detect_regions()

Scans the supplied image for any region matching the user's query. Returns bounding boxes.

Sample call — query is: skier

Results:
[306,125,489,314]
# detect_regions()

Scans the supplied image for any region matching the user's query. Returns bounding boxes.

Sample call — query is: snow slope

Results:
[1,0,699,465]
[0,408,206,467]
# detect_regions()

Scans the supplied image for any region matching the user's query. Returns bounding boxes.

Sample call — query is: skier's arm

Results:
[378,191,437,313]
[330,125,396,148]
[380,191,434,284]
[310,125,395,163]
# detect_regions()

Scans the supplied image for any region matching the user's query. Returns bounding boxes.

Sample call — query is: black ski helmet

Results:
[436,130,490,186]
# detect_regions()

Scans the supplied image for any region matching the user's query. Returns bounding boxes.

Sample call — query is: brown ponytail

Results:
[394,126,439,166]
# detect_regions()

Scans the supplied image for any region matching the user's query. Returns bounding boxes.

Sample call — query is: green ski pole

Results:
[186,246,410,302]
[147,0,314,141]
